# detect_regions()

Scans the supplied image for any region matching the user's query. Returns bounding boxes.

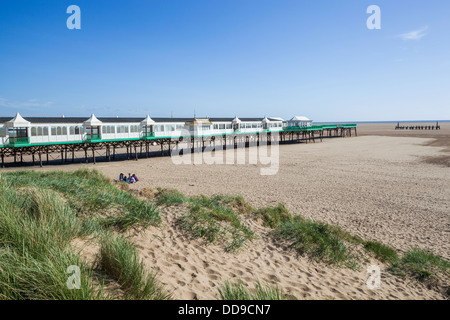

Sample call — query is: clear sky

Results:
[0,0,449,121]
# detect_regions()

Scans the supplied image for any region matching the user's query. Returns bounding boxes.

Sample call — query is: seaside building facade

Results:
[0,113,356,167]
[0,113,302,147]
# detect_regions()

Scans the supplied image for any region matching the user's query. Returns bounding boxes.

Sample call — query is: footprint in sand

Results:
[159,260,172,268]
[175,263,185,271]
[172,254,188,263]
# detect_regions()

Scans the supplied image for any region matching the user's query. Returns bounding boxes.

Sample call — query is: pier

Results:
[0,114,357,168]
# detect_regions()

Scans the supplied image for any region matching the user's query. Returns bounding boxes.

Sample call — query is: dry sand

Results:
[91,123,450,259]
[6,122,450,299]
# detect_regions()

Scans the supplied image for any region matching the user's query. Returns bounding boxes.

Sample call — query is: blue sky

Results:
[0,0,449,121]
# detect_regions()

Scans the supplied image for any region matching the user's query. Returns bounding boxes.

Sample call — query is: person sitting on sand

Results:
[129,175,136,184]
[123,175,128,183]
[119,173,124,181]
[131,174,139,182]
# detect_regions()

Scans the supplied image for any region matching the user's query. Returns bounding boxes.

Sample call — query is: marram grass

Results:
[95,233,171,300]
[0,169,167,300]
[218,279,286,300]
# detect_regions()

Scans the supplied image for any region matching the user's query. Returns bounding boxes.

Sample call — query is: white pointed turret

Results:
[141,114,155,125]
[84,113,102,126]
[262,116,271,124]
[6,112,31,127]
[232,116,241,124]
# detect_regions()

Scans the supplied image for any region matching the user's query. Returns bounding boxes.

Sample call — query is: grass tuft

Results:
[95,233,171,300]
[178,195,254,251]
[255,203,292,229]
[155,188,188,205]
[274,216,358,269]
[364,241,399,264]
[0,177,103,299]
[218,279,286,300]
[389,248,450,284]
[1,169,161,232]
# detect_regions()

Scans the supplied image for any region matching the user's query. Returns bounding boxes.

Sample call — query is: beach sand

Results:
[7,123,450,299]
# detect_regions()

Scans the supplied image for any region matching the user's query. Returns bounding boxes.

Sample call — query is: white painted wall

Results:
[0,119,288,146]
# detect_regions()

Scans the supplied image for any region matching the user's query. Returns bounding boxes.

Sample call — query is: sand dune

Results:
[87,134,449,260]
[124,203,443,300]
[14,123,450,299]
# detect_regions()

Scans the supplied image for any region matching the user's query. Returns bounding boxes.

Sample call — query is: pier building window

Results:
[31,127,37,136]
[116,125,129,134]
[70,126,81,135]
[49,126,67,136]
[0,126,6,137]
[107,126,115,134]
[103,126,116,134]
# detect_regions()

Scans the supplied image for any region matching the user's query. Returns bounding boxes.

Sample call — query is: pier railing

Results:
[7,137,30,147]
[142,132,155,139]
[86,134,102,142]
